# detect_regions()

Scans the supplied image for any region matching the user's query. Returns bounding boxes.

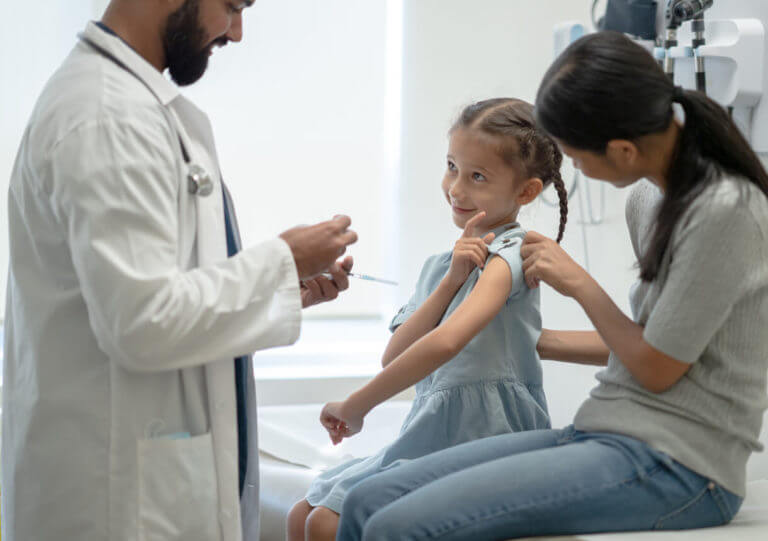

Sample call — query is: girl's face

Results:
[441,128,527,233]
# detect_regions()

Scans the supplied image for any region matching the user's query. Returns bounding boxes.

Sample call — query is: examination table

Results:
[257,401,768,541]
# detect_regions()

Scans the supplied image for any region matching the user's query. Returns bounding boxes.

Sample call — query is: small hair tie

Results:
[672,86,685,101]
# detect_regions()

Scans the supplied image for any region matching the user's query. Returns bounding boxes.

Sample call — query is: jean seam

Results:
[422,464,661,539]
[653,484,712,529]
[710,485,735,522]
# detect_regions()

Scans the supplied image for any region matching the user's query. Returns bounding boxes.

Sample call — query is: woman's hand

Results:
[319,400,365,445]
[520,231,590,298]
[445,212,496,289]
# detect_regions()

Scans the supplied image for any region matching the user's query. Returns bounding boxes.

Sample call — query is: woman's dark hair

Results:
[452,98,568,243]
[535,31,768,281]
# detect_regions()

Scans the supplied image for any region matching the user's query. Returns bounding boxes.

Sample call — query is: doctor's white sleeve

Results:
[46,112,301,372]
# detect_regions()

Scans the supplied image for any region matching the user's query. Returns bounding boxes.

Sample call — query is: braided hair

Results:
[451,98,568,243]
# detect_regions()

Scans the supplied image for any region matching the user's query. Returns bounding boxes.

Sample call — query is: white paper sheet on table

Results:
[257,401,413,471]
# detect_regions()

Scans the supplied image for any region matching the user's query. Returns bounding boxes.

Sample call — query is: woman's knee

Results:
[306,506,340,540]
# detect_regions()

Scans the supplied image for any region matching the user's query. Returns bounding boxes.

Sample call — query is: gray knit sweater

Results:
[574,176,768,497]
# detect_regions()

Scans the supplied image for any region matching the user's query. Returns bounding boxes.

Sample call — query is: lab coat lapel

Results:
[80,22,178,106]
[171,96,243,541]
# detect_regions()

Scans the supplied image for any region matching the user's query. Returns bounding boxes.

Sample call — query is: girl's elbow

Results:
[433,331,463,359]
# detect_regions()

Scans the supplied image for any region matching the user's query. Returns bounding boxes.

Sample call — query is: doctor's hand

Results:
[320,400,364,445]
[280,215,358,280]
[520,231,589,297]
[300,256,354,308]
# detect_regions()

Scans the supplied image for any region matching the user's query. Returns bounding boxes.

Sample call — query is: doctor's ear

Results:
[516,177,544,206]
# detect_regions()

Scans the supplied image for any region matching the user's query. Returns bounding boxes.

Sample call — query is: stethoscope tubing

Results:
[78,33,213,197]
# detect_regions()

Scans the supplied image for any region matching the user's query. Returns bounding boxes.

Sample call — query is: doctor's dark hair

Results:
[535,31,768,281]
[451,98,568,243]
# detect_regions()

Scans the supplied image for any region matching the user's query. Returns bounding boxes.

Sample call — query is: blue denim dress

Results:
[305,223,551,513]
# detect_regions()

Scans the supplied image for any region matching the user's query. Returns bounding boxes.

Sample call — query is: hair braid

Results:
[552,172,568,243]
[451,98,568,243]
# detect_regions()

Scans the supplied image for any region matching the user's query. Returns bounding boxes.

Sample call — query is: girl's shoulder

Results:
[488,224,526,253]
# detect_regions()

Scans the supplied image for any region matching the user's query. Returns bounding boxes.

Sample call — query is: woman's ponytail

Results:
[535,31,768,281]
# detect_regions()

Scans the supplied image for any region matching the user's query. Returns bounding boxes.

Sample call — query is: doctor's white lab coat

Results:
[2,22,301,541]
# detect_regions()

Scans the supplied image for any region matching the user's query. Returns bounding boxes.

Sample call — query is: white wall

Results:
[0,3,97,321]
[183,0,393,318]
[393,0,640,416]
[395,0,638,323]
[0,0,394,320]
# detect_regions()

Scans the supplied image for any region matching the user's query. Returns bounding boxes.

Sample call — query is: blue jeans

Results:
[337,426,742,540]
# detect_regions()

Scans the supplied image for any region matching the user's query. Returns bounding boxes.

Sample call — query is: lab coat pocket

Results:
[138,432,221,541]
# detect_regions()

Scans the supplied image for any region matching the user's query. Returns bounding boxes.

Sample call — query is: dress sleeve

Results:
[486,230,526,300]
[642,187,765,364]
[389,254,445,332]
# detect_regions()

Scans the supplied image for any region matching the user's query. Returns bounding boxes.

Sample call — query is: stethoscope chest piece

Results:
[187,164,214,197]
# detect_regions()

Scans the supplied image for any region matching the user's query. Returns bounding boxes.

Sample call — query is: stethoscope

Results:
[78,33,214,197]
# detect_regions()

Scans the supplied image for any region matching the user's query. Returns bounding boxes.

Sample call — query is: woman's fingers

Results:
[524,230,548,244]
[524,263,541,289]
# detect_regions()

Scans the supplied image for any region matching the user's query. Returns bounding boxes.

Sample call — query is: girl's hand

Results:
[319,401,364,445]
[445,212,496,288]
[520,231,589,297]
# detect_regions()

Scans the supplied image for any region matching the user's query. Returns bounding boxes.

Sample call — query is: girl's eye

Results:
[472,172,487,182]
[447,161,457,172]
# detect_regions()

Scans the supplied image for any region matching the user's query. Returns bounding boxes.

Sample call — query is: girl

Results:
[286,98,568,541]
[335,32,768,541]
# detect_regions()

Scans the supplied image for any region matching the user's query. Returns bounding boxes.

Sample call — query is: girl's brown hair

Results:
[451,98,568,243]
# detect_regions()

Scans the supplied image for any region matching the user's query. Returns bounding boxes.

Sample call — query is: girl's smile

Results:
[442,127,523,233]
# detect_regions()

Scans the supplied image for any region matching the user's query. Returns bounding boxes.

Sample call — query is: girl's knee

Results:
[306,506,340,541]
[286,499,313,541]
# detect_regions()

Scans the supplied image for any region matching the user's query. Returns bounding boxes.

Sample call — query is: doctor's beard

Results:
[163,0,223,86]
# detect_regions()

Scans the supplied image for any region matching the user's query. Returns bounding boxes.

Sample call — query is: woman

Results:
[335,32,768,540]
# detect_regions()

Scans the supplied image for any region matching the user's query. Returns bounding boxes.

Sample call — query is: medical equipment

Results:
[77,33,214,198]
[321,271,399,286]
[593,0,659,40]
[584,0,768,153]
[554,0,768,272]
[662,1,714,90]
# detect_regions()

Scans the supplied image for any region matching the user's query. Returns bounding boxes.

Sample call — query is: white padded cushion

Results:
[257,404,768,541]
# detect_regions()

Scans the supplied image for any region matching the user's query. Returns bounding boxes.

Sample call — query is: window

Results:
[184,0,402,320]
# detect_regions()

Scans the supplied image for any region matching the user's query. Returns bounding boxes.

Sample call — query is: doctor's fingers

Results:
[331,214,352,231]
[314,276,340,300]
[336,229,358,250]
[327,262,350,291]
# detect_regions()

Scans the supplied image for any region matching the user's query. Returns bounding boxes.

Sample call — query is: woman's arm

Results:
[320,256,512,442]
[537,329,610,366]
[521,232,690,393]
[571,276,689,391]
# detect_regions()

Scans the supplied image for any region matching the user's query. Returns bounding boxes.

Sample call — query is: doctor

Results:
[2,1,357,540]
